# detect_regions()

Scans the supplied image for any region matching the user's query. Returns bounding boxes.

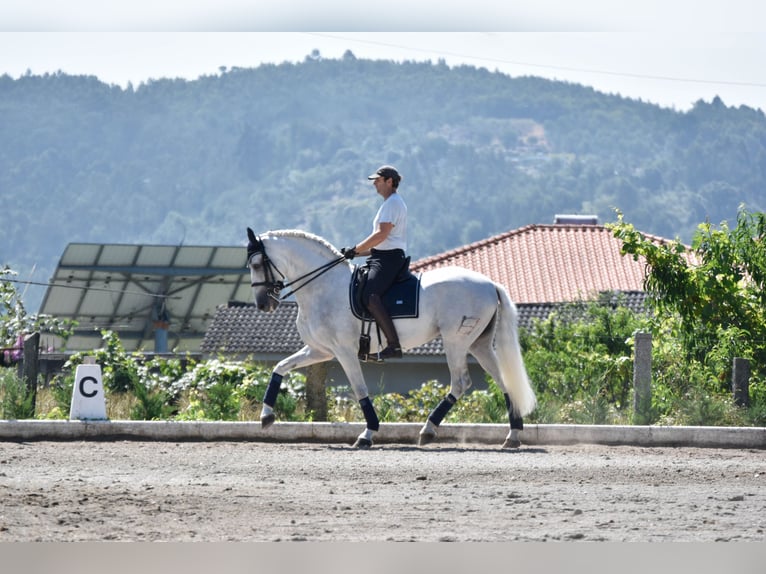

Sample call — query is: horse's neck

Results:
[270,236,330,276]
[269,236,348,304]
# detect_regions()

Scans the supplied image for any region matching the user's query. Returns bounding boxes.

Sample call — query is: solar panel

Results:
[39,242,251,353]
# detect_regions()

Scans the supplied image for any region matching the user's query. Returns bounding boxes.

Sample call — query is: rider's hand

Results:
[341,246,357,259]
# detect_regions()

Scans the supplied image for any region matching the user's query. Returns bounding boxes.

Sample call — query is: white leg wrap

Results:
[358,428,375,442]
[502,428,522,448]
[261,404,274,418]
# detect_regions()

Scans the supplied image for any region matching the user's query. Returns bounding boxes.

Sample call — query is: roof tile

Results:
[411,224,660,304]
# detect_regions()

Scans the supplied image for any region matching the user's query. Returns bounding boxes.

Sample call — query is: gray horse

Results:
[247,228,536,448]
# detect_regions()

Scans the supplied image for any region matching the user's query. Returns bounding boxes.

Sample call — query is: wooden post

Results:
[732,357,750,408]
[305,362,328,421]
[633,331,652,425]
[21,332,40,415]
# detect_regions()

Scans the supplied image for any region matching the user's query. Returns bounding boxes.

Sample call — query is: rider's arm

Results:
[353,222,394,256]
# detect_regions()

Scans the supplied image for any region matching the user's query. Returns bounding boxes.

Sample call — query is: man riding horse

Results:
[342,165,407,362]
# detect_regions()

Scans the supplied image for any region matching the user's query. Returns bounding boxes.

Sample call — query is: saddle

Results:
[349,257,421,362]
[349,257,421,321]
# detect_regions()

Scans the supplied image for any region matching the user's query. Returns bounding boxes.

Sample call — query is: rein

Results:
[248,234,347,302]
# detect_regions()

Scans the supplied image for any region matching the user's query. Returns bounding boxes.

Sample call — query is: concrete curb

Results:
[0,420,764,449]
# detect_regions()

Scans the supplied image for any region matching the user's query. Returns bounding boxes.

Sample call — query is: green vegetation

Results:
[609,206,766,421]
[0,367,35,419]
[521,294,643,425]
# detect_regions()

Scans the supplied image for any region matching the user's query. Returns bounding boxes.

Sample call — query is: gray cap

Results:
[367,165,401,181]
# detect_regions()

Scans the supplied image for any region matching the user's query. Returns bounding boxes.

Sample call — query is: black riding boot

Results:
[365,294,402,360]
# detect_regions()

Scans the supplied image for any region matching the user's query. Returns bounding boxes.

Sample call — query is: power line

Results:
[306,33,766,89]
[0,277,181,300]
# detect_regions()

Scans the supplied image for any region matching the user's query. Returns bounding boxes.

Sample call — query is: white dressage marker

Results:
[70,356,107,421]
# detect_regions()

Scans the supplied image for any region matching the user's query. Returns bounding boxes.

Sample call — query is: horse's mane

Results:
[266,229,343,258]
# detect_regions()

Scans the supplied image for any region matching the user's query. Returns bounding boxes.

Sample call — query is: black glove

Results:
[341,246,357,259]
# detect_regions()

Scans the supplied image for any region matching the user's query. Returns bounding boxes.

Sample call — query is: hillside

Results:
[2,54,765,310]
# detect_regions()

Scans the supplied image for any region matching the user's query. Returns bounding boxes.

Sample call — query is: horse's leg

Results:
[418,342,473,446]
[469,335,524,449]
[503,394,524,448]
[353,396,379,449]
[334,350,379,449]
[260,345,333,428]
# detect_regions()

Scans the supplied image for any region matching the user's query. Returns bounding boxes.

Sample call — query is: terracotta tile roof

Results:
[410,224,667,304]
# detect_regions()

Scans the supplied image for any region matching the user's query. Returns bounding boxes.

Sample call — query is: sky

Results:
[1,1,765,112]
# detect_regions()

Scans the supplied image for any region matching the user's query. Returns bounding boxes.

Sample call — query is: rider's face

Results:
[373,176,393,197]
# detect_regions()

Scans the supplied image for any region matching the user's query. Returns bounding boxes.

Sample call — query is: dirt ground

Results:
[0,440,764,542]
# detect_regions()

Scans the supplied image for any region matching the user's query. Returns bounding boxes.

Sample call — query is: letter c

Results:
[79,376,99,398]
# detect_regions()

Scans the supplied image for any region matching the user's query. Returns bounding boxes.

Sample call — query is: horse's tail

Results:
[494,284,537,417]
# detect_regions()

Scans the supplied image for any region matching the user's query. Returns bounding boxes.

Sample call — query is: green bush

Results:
[3,300,764,425]
[130,380,174,421]
[521,295,647,415]
[0,368,35,419]
[450,379,507,423]
[66,331,139,394]
[49,375,74,418]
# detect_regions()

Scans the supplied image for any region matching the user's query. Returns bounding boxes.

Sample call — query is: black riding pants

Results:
[362,248,406,305]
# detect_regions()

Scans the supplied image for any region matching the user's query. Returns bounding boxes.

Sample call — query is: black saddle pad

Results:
[349,265,421,320]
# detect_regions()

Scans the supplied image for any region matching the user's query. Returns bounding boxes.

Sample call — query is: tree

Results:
[1,267,75,362]
[608,207,766,388]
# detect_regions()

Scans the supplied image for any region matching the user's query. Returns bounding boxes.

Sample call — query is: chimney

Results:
[554,214,599,225]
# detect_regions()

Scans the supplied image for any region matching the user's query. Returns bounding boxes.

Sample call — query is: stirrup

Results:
[358,333,371,362]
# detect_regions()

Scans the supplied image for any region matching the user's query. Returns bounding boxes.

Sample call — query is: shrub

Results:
[0,368,35,419]
[48,375,74,418]
[521,295,647,415]
[66,330,140,394]
[130,380,174,421]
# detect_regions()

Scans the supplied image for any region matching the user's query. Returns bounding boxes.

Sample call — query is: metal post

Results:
[153,300,170,354]
[21,332,40,415]
[633,331,652,425]
[732,357,750,408]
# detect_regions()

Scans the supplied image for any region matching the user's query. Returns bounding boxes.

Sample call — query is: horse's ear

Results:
[246,227,260,262]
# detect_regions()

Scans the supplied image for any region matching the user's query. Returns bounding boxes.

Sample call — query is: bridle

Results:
[247,230,346,302]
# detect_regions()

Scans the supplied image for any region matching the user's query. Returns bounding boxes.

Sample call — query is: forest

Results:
[2,52,765,311]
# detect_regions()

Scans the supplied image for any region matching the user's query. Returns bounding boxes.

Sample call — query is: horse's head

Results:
[246,227,283,312]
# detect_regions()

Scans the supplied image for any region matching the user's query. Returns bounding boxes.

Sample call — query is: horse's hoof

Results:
[352,437,372,449]
[502,438,521,449]
[418,431,436,446]
[260,413,276,429]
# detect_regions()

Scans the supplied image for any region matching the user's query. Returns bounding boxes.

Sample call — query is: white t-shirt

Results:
[373,192,407,251]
